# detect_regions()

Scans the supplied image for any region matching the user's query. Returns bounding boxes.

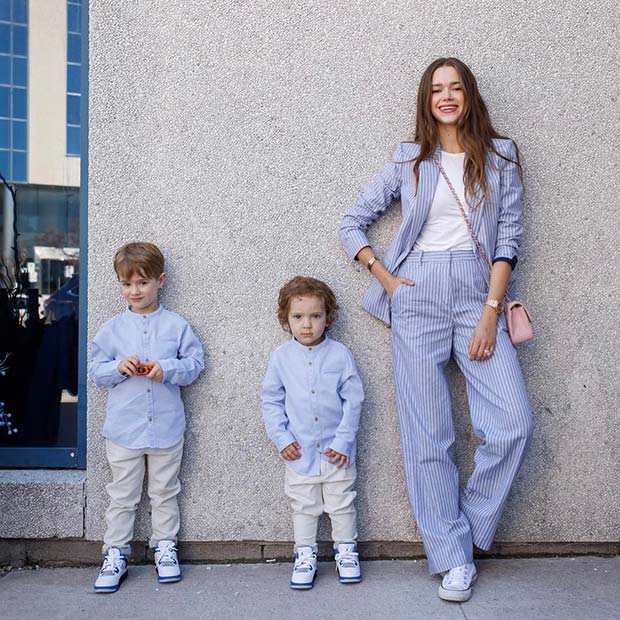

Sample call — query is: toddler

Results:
[262,276,364,589]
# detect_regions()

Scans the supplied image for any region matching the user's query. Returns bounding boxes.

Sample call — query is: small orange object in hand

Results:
[135,362,155,376]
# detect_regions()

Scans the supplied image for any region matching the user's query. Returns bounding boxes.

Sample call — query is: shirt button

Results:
[148,417,152,422]
[308,362,312,366]
[311,389,315,394]
[143,330,147,334]
[314,417,318,421]
[147,388,151,393]
[316,442,320,448]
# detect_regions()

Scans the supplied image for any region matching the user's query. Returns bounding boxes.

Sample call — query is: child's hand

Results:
[118,355,140,376]
[325,448,350,468]
[146,361,164,383]
[280,442,301,461]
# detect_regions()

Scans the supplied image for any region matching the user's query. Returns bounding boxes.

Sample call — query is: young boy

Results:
[261,276,364,589]
[89,242,204,593]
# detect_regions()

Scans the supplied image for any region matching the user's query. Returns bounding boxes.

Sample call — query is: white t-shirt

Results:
[413,151,472,252]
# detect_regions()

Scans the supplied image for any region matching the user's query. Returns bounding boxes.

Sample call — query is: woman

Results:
[340,57,534,602]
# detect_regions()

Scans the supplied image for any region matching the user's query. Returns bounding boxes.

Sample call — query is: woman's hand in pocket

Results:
[385,276,415,299]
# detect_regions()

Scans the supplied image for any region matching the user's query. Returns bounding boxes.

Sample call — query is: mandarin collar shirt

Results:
[88,305,204,449]
[261,337,364,476]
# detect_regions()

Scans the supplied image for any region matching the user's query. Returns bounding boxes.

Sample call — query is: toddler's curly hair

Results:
[277,276,338,331]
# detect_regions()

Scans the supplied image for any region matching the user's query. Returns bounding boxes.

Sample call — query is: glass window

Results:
[0,186,81,453]
[0,118,8,148]
[1,1,86,468]
[0,0,10,21]
[0,84,9,116]
[67,33,80,63]
[67,93,80,125]
[12,0,27,24]
[0,148,8,174]
[67,3,80,33]
[12,119,25,149]
[66,125,80,156]
[12,24,27,56]
[0,24,10,54]
[12,56,26,87]
[67,63,80,94]
[0,55,9,85]
[11,147,24,179]
[12,86,26,119]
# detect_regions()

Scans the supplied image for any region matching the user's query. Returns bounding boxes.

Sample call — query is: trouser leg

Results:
[391,259,473,574]
[321,462,358,545]
[284,466,323,547]
[452,262,535,550]
[146,439,184,548]
[103,440,146,555]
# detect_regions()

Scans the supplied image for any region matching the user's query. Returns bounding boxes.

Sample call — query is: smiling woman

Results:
[340,57,535,603]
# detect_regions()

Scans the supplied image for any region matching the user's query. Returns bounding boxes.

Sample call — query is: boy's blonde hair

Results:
[277,276,338,331]
[113,242,164,280]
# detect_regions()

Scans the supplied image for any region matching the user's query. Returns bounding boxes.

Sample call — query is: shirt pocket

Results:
[320,369,342,394]
[150,338,179,360]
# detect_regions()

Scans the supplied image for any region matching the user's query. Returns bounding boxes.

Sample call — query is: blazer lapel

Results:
[389,149,440,270]
[469,155,495,235]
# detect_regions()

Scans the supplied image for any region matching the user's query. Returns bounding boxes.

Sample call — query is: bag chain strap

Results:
[431,156,511,304]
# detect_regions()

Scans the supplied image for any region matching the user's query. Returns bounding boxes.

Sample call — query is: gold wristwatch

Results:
[485,299,502,315]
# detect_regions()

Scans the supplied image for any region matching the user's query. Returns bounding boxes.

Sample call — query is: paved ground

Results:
[1,556,618,620]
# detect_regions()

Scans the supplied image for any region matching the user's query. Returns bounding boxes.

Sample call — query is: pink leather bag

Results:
[433,157,533,345]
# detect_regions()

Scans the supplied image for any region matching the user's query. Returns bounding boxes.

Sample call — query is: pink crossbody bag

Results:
[432,157,533,345]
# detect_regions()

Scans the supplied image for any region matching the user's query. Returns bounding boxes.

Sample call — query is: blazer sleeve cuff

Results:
[493,245,518,270]
[492,256,518,269]
[341,230,372,262]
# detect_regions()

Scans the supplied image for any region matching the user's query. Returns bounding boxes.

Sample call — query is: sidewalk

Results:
[2,556,618,620]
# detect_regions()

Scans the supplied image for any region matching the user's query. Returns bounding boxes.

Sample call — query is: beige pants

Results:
[103,438,184,555]
[285,460,358,547]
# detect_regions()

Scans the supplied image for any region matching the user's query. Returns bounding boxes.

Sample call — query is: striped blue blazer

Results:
[340,139,523,326]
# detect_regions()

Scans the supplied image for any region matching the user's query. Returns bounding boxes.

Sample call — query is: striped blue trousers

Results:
[390,250,534,574]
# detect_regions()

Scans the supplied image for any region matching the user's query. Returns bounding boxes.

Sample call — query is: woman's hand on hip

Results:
[469,307,499,361]
[385,275,415,299]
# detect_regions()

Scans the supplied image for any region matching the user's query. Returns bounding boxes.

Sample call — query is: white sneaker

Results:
[290,546,318,589]
[335,542,362,584]
[94,548,128,593]
[154,540,182,583]
[438,562,477,602]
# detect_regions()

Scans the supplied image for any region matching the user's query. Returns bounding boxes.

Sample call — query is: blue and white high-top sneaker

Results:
[290,545,318,589]
[334,542,362,583]
[94,547,128,593]
[154,540,182,583]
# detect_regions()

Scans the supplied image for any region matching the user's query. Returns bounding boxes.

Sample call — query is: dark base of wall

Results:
[1,539,618,568]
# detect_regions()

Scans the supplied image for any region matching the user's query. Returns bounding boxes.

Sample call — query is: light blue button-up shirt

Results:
[89,306,204,449]
[261,336,364,476]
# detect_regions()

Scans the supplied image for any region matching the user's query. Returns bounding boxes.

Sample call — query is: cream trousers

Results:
[103,438,184,555]
[284,460,358,548]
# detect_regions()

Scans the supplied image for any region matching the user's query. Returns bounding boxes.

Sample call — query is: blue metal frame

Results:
[0,1,88,469]
[76,0,88,469]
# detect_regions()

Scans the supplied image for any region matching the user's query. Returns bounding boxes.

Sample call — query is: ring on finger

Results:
[483,349,492,357]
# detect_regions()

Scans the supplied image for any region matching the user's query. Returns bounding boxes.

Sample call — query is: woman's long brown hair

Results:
[409,57,522,209]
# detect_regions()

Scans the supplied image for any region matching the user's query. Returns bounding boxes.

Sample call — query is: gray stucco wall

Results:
[86,1,620,545]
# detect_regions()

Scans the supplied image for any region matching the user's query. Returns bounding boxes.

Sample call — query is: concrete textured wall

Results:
[86,0,620,546]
